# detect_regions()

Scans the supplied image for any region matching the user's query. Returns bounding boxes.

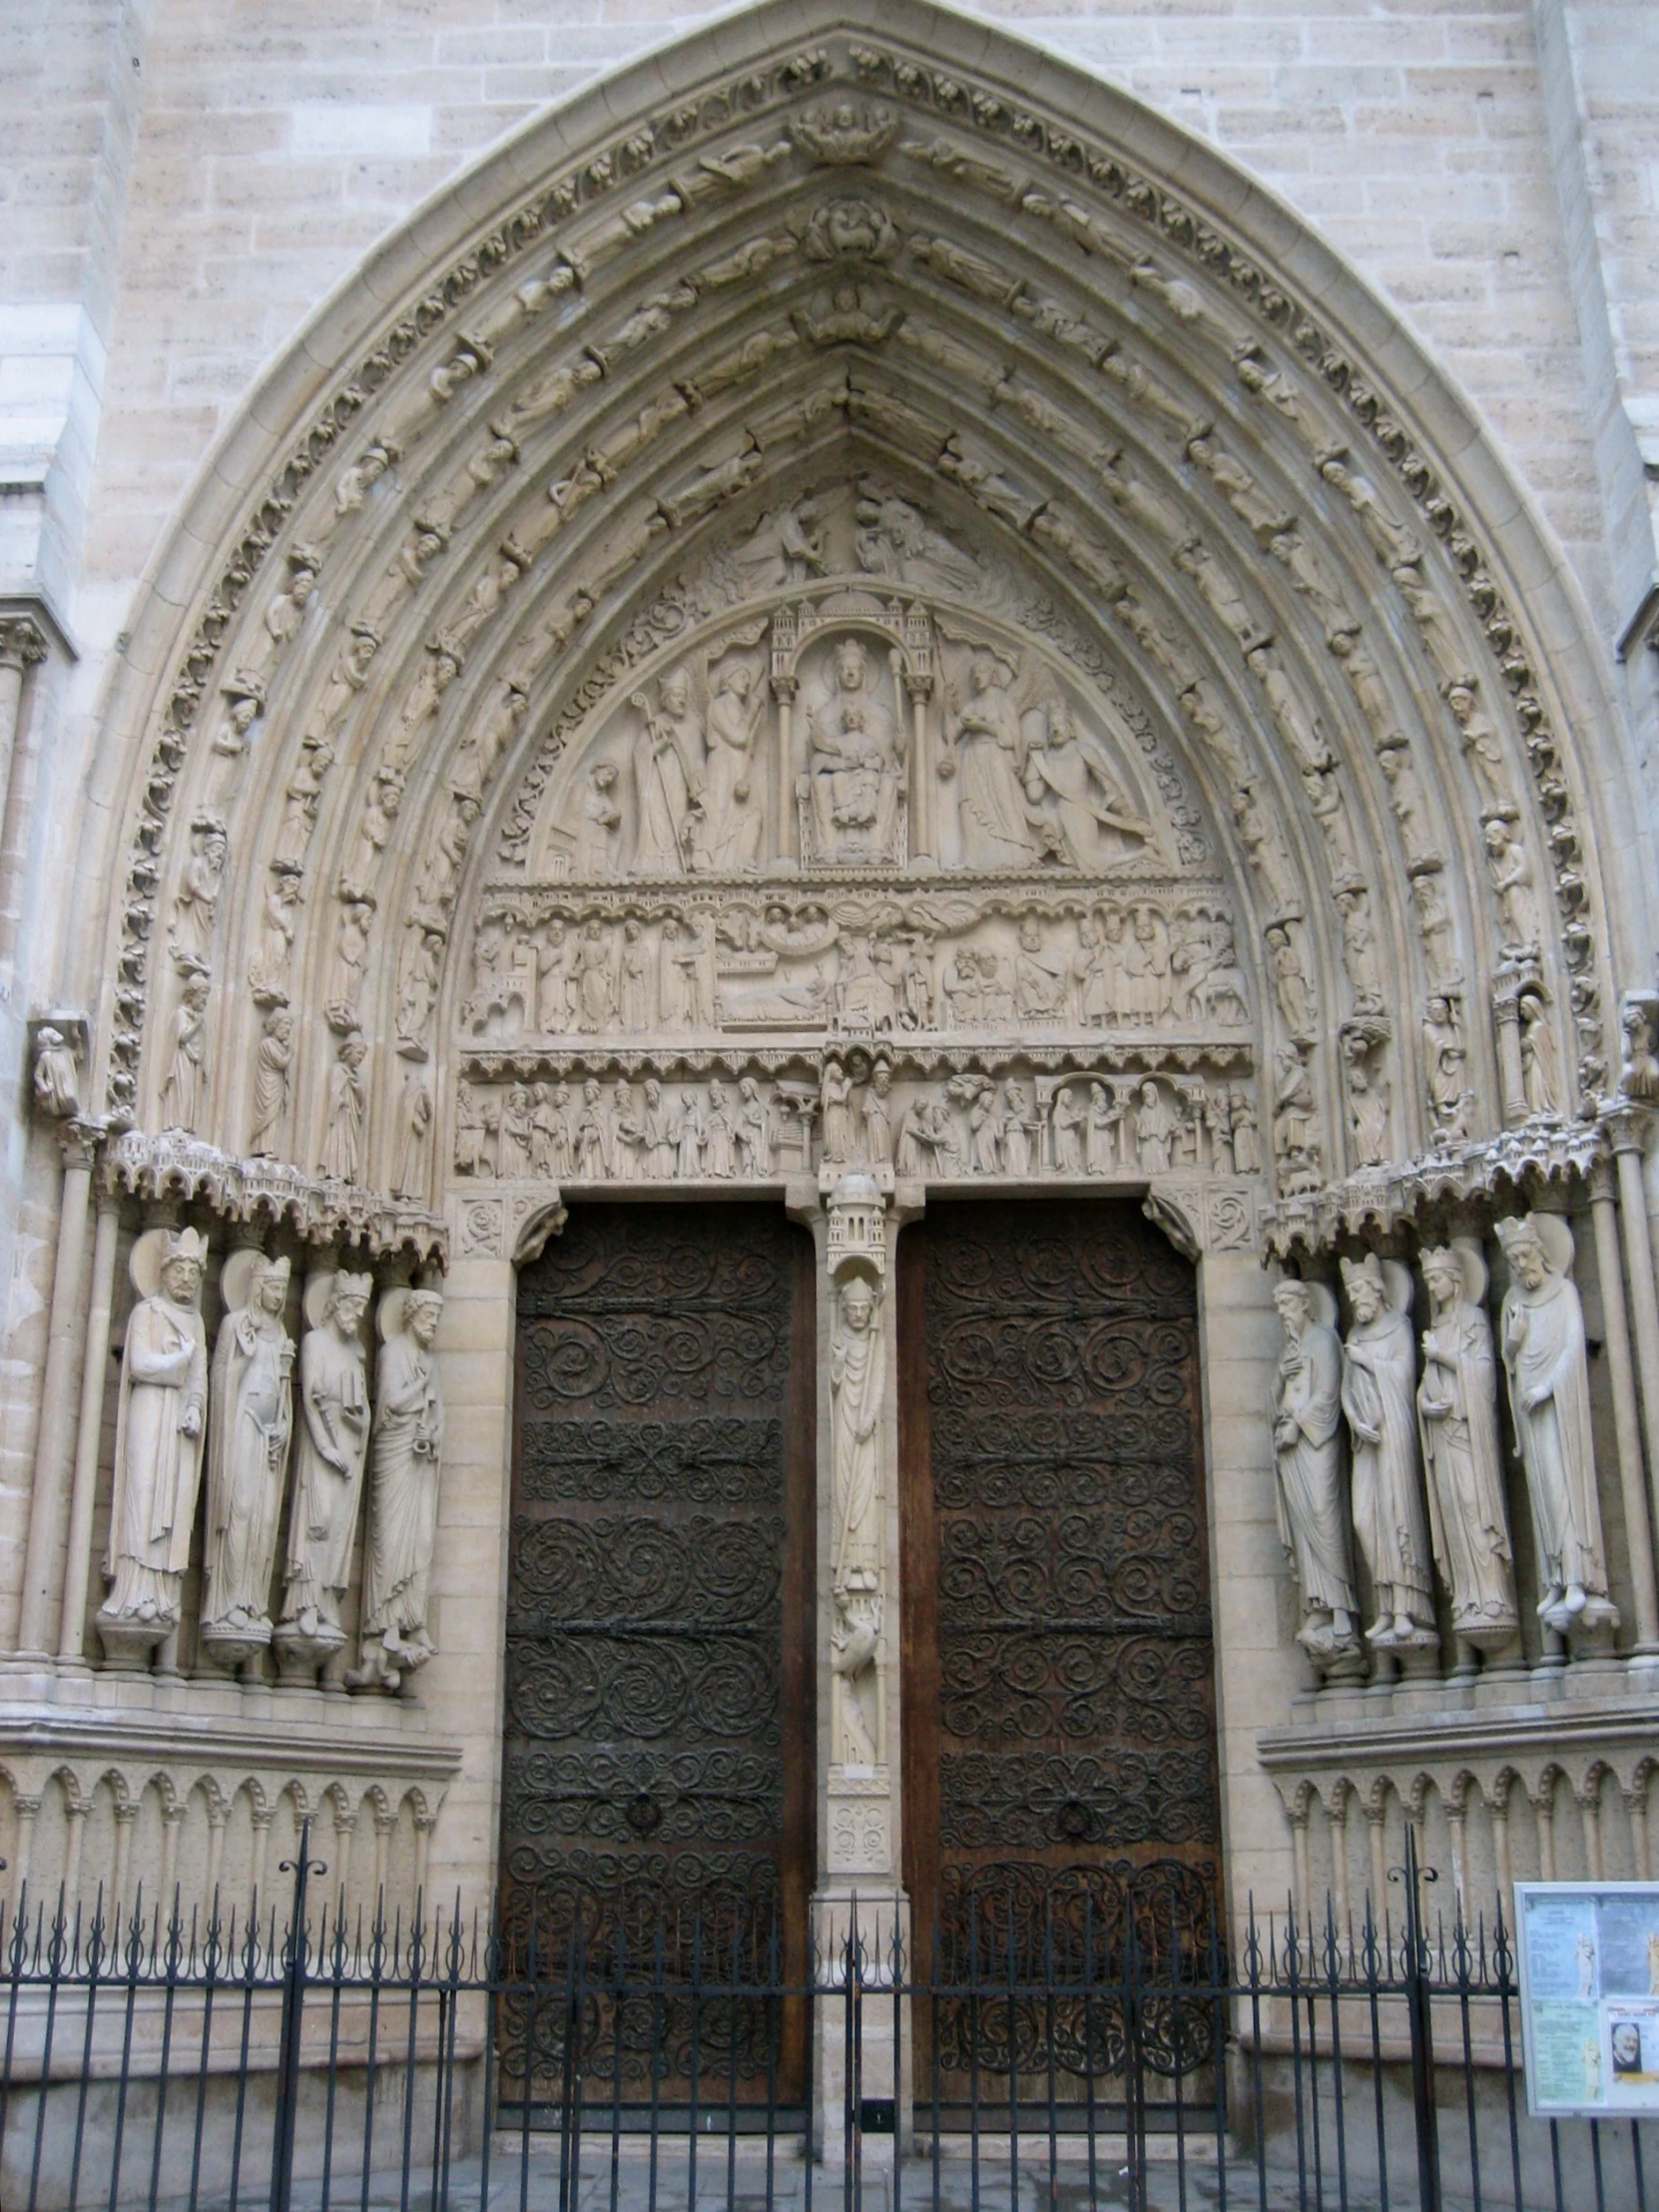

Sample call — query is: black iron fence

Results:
[0,1828,1651,2212]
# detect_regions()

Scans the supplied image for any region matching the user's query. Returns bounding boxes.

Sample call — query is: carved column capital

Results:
[1604,1103,1651,1158]
[0,615,48,674]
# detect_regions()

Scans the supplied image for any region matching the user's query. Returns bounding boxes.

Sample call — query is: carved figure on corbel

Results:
[265,544,322,648]
[159,973,212,1134]
[31,1018,85,1121]
[1619,992,1659,1103]
[248,1006,295,1157]
[331,436,400,522]
[1483,816,1543,956]
[1272,1040,1323,1197]
[1421,993,1471,1145]
[428,330,493,405]
[169,815,229,973]
[208,670,267,766]
[1316,446,1421,570]
[272,734,336,872]
[1335,887,1384,1016]
[1440,675,1513,814]
[250,863,302,1006]
[319,1030,368,1184]
[1339,1017,1392,1171]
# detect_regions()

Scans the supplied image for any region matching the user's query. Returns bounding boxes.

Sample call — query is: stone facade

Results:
[1,0,1658,2099]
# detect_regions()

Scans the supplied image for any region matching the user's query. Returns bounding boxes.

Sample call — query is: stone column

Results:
[805,1172,907,2157]
[0,616,47,939]
[1610,1116,1659,1592]
[771,678,797,865]
[58,1186,121,1665]
[15,1123,99,1656]
[1588,1160,1659,1649]
[905,677,933,868]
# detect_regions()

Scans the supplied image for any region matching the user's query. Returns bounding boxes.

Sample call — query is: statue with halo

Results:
[201,1250,294,1670]
[1496,1213,1617,1638]
[276,1268,373,1679]
[1340,1254,1436,1652]
[96,1226,210,1667]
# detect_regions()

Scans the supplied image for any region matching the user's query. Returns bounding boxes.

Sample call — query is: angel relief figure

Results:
[801,634,905,864]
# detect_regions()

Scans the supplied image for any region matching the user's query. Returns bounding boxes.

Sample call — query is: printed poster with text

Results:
[1517,1884,1659,2117]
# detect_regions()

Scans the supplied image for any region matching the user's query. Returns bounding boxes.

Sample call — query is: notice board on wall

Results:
[1516,1883,1659,2116]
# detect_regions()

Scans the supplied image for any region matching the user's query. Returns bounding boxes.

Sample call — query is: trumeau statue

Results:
[1416,1241,1518,1652]
[1271,1279,1360,1671]
[1495,1214,1617,1638]
[98,1228,211,1665]
[1340,1255,1435,1651]
[277,1269,373,1676]
[349,1287,445,1694]
[201,1251,294,1668]
[830,1270,885,1766]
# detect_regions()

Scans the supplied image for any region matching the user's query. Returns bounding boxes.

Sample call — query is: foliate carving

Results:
[1495,1214,1617,1640]
[97,1228,211,1667]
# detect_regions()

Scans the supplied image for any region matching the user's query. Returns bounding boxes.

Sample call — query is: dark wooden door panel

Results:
[900,1200,1220,2101]
[501,1202,815,2108]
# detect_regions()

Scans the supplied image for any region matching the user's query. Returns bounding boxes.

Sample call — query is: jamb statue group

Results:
[96,1225,444,1693]
[1273,1211,1617,1677]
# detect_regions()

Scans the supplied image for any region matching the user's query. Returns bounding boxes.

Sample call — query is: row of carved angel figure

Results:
[461,896,1248,1044]
[1273,1216,1616,1681]
[94,1226,443,1695]
[453,1062,1259,1185]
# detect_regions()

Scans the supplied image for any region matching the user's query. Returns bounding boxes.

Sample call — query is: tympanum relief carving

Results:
[520,530,1175,885]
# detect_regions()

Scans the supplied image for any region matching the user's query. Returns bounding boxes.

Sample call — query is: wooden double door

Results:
[499,1196,1219,2111]
[899,1200,1221,2100]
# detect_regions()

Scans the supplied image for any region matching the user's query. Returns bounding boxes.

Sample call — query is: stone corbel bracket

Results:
[101,1127,448,1267]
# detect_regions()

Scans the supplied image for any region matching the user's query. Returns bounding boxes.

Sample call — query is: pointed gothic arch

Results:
[70,0,1640,1252]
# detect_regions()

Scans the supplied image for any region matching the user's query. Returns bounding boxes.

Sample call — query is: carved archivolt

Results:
[83,0,1634,1246]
